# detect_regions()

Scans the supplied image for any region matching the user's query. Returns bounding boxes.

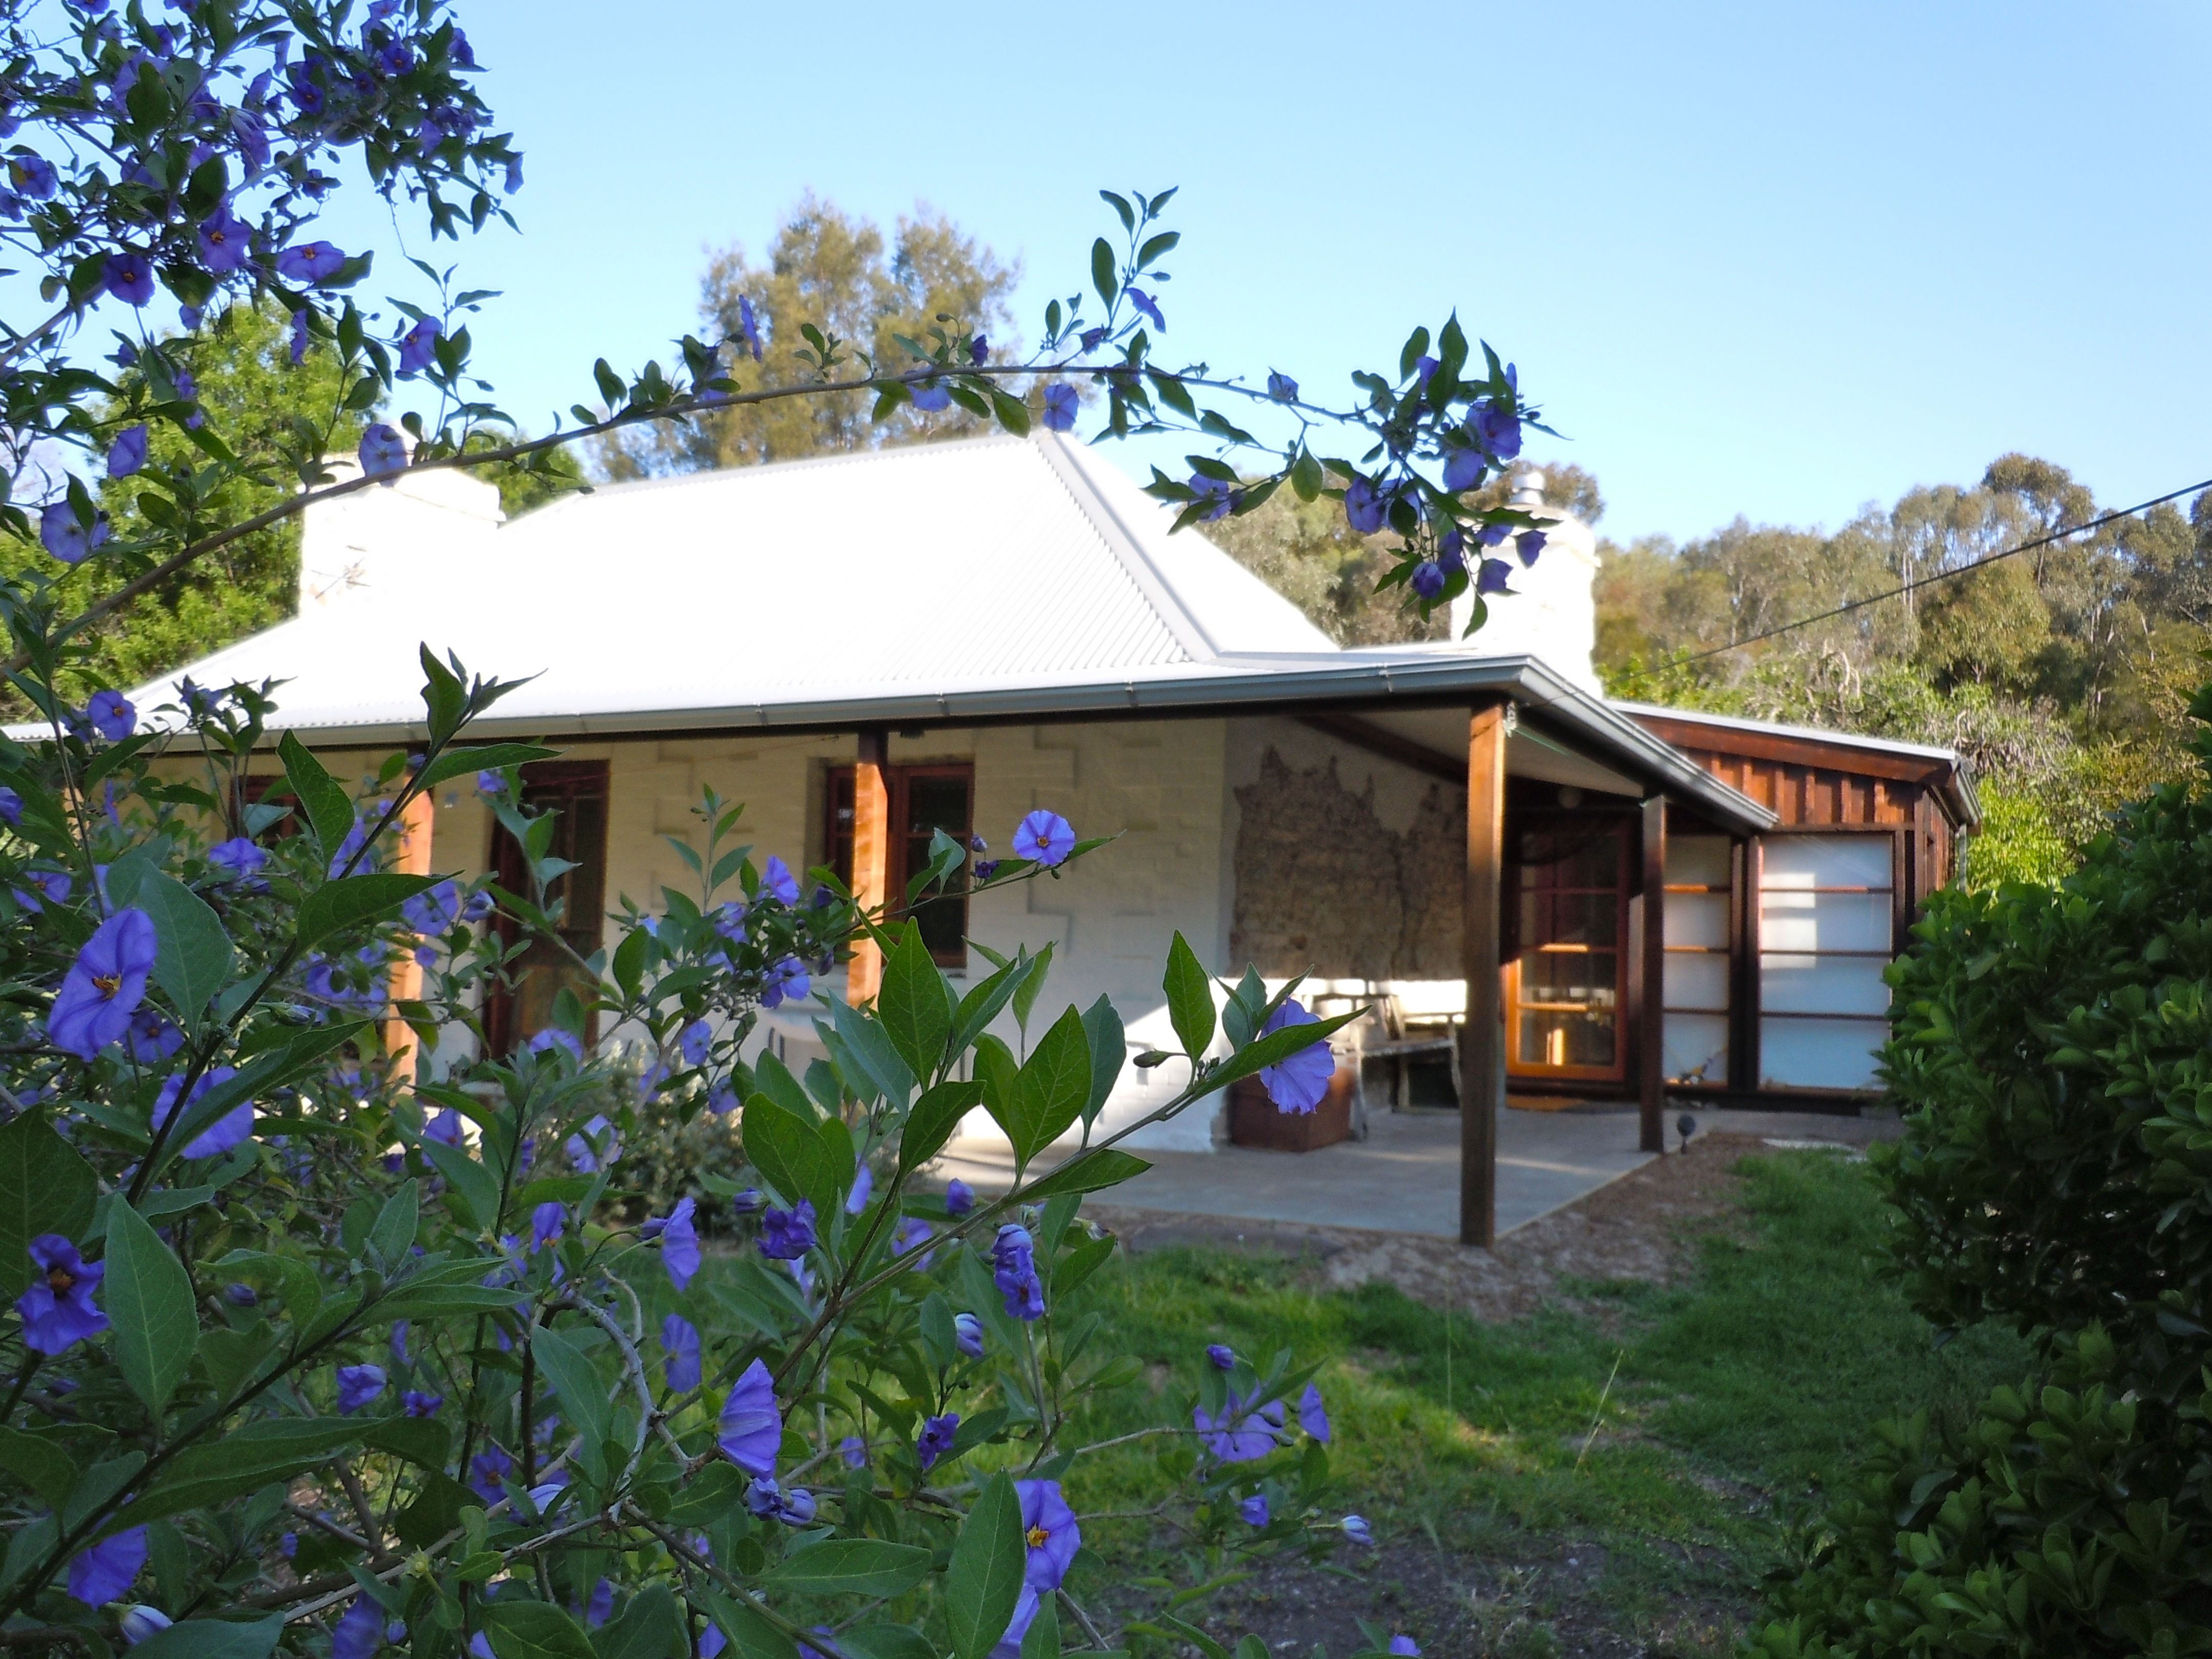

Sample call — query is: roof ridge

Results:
[1030,434,1221,661]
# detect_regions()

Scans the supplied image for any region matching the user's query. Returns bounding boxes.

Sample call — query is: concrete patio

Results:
[930,1103,1892,1240]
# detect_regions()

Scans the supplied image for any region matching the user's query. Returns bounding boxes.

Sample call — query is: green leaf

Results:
[486,1600,599,1659]
[279,731,354,855]
[879,927,952,1085]
[948,952,1043,1059]
[530,1326,613,1465]
[946,1472,1026,1659]
[0,1112,97,1296]
[1289,449,1324,501]
[0,1426,77,1507]
[1206,1009,1360,1098]
[128,1615,286,1659]
[198,1323,279,1401]
[368,1179,419,1263]
[1019,1598,1061,1659]
[741,1094,827,1214]
[1163,932,1215,1059]
[762,1539,932,1599]
[359,1415,451,1470]
[1011,943,1054,1034]
[899,1080,985,1175]
[752,1051,819,1123]
[414,742,559,794]
[838,1629,938,1659]
[157,1024,373,1181]
[1006,1006,1092,1166]
[660,1460,745,1526]
[593,1585,687,1659]
[107,1418,367,1532]
[1090,238,1117,308]
[297,873,438,950]
[1019,1149,1150,1203]
[821,997,917,1109]
[417,1135,502,1233]
[697,1588,798,1659]
[394,1471,471,1550]
[106,1198,199,1417]
[1079,995,1125,1129]
[132,871,235,1026]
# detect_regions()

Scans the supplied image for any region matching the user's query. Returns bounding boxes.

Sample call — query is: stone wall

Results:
[1230,743,1465,979]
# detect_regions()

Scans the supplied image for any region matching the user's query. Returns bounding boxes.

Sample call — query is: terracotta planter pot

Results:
[1226,1065,1357,1152]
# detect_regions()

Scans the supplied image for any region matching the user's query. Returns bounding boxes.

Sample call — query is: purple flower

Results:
[103,250,156,306]
[66,1526,146,1607]
[1240,1493,1270,1526]
[530,1201,564,1252]
[358,423,406,477]
[468,1443,512,1505]
[1259,998,1334,1115]
[1516,528,1547,566]
[223,1283,257,1308]
[423,1109,465,1147]
[744,1475,816,1526]
[677,1018,713,1066]
[1344,475,1391,535]
[275,240,347,283]
[207,838,268,881]
[973,860,1001,882]
[991,1224,1045,1321]
[945,1178,976,1218]
[917,1411,959,1472]
[1476,558,1513,595]
[954,1311,984,1357]
[736,295,763,360]
[839,1435,867,1468]
[449,29,479,69]
[759,1200,816,1261]
[761,856,801,905]
[662,1314,701,1392]
[1443,443,1486,492]
[584,1579,614,1628]
[17,1235,107,1353]
[331,1596,381,1659]
[40,501,110,564]
[1388,1639,1420,1657]
[195,206,250,273]
[124,1008,181,1064]
[1267,370,1299,401]
[288,309,311,366]
[895,1217,935,1266]
[402,880,460,935]
[1342,1514,1373,1545]
[1012,810,1076,868]
[845,1164,874,1217]
[1187,473,1235,522]
[732,1187,764,1217]
[993,1590,1043,1659]
[155,1066,252,1159]
[336,1364,386,1414]
[718,1357,781,1476]
[1041,382,1078,431]
[398,318,440,373]
[910,380,951,413]
[85,691,135,741]
[564,1112,616,1172]
[49,907,157,1059]
[15,869,72,913]
[1193,1391,1287,1463]
[108,424,149,478]
[1125,287,1165,330]
[533,1028,586,1063]
[119,1606,173,1645]
[1438,528,1467,573]
[462,888,496,923]
[657,1197,701,1290]
[403,1391,443,1417]
[1016,1479,1081,1589]
[970,336,991,366]
[759,956,810,1011]
[1300,1382,1331,1442]
[1207,1344,1236,1370]
[1411,560,1445,600]
[8,154,56,200]
[1471,401,1521,462]
[0,786,17,827]
[1415,355,1440,386]
[279,1533,297,1560]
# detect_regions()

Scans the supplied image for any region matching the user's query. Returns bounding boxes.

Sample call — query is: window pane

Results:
[1665,891,1728,950]
[905,774,970,837]
[1665,951,1730,1011]
[1664,1012,1729,1085]
[1760,1016,1883,1089]
[1759,890,1890,953]
[1760,834,1891,890]
[1667,835,1731,888]
[1760,953,1889,1015]
[1518,1008,1617,1068]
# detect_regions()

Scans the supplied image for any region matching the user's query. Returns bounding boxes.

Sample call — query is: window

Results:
[825,763,974,968]
[1663,835,1732,1087]
[485,761,609,1055]
[1756,833,1894,1089]
[1507,823,1629,1079]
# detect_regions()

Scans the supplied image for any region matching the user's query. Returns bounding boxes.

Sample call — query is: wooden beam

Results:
[1626,713,1952,786]
[384,785,437,1084]
[1461,699,1508,1247]
[1637,796,1666,1154]
[1298,713,1462,783]
[847,729,891,1005]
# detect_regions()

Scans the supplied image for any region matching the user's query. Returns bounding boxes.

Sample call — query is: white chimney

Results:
[1446,471,1602,695]
[297,455,503,611]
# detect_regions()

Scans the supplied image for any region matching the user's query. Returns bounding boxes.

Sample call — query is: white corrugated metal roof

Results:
[103,433,1781,830]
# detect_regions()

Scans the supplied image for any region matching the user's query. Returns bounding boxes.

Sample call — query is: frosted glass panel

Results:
[1667,836,1731,888]
[1760,835,1891,890]
[1667,951,1730,1011]
[1666,891,1728,950]
[1664,1013,1729,1084]
[1760,953,1889,1015]
[1760,1016,1883,1089]
[1760,890,1890,952]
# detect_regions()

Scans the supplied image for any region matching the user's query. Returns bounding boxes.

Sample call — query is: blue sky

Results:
[334,1,2212,545]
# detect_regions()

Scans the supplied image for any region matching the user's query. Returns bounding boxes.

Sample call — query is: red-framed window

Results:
[484,760,609,1056]
[825,763,973,968]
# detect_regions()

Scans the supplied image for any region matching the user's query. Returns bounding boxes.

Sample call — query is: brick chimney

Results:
[1446,471,1602,694]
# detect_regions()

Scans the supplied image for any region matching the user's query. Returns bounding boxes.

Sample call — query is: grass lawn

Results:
[1056,1148,2033,1652]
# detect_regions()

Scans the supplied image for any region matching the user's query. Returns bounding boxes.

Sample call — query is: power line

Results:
[1672,475,2212,667]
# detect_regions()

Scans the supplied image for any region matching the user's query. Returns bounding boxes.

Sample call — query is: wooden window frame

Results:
[1751,825,1902,1092]
[1505,815,1633,1085]
[824,761,974,969]
[484,760,610,1056]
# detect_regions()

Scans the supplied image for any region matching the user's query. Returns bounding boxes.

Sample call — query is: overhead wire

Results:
[1668,475,2212,667]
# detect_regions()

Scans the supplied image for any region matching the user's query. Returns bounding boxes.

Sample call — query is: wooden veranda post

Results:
[1639,795,1667,1154]
[384,785,437,1083]
[1461,699,1508,1247]
[847,729,891,1005]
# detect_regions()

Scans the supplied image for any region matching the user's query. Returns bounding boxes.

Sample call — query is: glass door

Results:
[1507,821,1630,1083]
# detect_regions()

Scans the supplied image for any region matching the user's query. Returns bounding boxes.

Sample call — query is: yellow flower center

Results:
[47,1266,74,1292]
[91,973,121,998]
[1025,1525,1050,1550]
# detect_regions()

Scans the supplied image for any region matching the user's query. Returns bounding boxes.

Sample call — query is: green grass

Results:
[1058,1150,2034,1609]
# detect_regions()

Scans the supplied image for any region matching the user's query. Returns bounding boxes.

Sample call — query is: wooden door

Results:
[1506,819,1631,1084]
[484,761,609,1055]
